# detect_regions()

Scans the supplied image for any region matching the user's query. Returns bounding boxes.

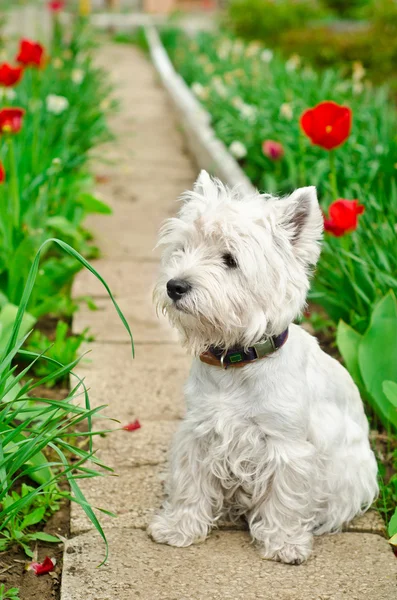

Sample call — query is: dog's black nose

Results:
[167,279,191,301]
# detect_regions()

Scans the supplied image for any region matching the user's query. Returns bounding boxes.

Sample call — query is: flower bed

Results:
[0,6,133,599]
[159,28,397,544]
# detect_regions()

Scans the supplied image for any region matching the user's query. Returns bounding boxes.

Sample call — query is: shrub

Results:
[225,0,326,43]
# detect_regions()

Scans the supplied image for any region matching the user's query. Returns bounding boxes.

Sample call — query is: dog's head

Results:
[154,170,323,353]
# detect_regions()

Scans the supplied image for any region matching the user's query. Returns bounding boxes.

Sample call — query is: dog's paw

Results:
[259,541,312,565]
[148,512,207,547]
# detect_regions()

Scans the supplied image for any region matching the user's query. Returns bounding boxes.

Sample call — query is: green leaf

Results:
[33,532,60,543]
[336,320,363,388]
[388,508,397,538]
[78,193,112,215]
[0,304,36,355]
[358,291,397,430]
[6,236,42,305]
[20,507,46,529]
[46,216,81,241]
[0,427,53,486]
[383,381,397,408]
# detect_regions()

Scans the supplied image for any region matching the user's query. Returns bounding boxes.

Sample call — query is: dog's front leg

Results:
[148,421,222,547]
[249,438,315,564]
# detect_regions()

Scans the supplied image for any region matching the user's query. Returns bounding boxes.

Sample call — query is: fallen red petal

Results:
[123,419,141,431]
[28,556,56,576]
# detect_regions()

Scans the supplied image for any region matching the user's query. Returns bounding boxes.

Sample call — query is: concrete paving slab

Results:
[91,420,179,467]
[73,342,188,421]
[72,258,160,299]
[73,296,177,343]
[71,465,166,534]
[62,528,397,600]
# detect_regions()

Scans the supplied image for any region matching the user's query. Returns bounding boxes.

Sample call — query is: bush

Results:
[225,0,326,43]
[225,0,397,90]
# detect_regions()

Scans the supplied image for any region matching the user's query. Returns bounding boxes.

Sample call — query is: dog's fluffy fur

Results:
[148,171,378,564]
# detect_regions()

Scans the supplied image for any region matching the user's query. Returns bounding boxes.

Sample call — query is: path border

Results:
[145,25,256,197]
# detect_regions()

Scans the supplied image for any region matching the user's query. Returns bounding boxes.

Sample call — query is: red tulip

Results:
[0,63,23,87]
[16,39,45,68]
[0,162,5,183]
[262,139,284,161]
[323,199,364,236]
[300,101,352,150]
[48,0,65,11]
[28,556,56,576]
[0,108,25,134]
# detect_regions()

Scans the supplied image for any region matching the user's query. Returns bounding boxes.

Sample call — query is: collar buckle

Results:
[252,336,276,359]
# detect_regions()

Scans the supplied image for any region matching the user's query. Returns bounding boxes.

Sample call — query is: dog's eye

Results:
[222,253,238,269]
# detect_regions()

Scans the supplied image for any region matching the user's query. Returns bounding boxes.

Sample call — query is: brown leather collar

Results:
[199,329,289,369]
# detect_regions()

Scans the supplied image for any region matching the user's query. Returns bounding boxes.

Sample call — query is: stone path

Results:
[61,42,397,599]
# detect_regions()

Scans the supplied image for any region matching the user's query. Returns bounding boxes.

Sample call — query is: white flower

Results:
[286,54,301,72]
[204,63,215,75]
[46,94,69,115]
[0,88,16,101]
[353,81,364,95]
[375,144,384,155]
[212,77,227,98]
[231,96,256,121]
[71,68,85,85]
[279,102,293,121]
[352,61,365,82]
[260,49,273,63]
[246,42,261,57]
[217,40,232,60]
[229,141,247,159]
[232,40,244,55]
[239,103,256,122]
[52,57,64,69]
[191,82,208,100]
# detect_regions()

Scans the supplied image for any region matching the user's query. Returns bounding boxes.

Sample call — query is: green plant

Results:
[337,291,397,431]
[225,0,326,43]
[337,291,397,539]
[25,321,91,387]
[0,484,61,556]
[0,19,113,319]
[0,586,20,600]
[0,239,133,560]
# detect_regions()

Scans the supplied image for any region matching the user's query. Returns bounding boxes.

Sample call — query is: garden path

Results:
[60,42,397,599]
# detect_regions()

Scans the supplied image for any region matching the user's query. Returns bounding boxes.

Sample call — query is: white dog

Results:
[148,171,378,564]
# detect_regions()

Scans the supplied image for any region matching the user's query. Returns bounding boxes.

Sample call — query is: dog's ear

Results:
[283,186,323,265]
[193,170,213,195]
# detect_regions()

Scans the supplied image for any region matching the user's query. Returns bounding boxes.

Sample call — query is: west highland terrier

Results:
[148,171,378,564]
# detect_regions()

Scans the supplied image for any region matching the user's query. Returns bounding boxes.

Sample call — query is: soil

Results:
[0,498,70,600]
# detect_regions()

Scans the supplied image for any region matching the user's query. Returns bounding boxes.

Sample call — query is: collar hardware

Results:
[200,328,289,369]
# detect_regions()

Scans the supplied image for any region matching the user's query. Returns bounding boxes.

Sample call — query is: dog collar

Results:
[199,329,289,369]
